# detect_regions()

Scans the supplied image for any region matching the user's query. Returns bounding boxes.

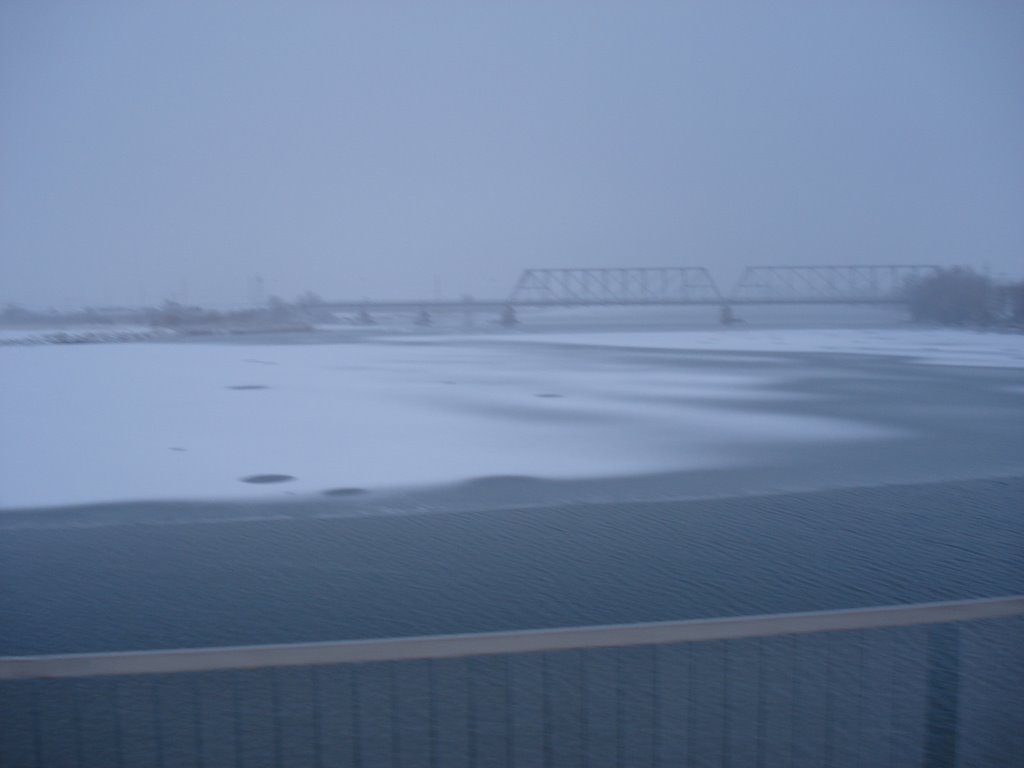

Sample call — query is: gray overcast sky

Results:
[2,1,1022,309]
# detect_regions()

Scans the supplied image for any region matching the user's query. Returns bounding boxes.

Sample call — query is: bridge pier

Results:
[356,309,375,326]
[461,295,476,328]
[719,304,738,325]
[499,305,518,327]
[415,309,432,327]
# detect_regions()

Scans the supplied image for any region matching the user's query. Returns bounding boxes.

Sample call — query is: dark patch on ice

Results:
[227,385,268,390]
[169,447,186,452]
[244,359,279,366]
[241,474,295,484]
[535,393,564,398]
[322,487,368,497]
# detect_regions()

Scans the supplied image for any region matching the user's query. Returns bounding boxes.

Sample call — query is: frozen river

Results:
[2,324,1023,513]
[2,325,1022,650]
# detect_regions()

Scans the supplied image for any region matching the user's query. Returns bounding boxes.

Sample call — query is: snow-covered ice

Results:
[430,327,1024,369]
[0,333,910,509]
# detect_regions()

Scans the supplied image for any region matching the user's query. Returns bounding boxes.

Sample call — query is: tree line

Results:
[906,268,1024,327]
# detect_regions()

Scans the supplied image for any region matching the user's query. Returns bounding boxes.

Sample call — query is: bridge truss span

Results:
[508,267,723,305]
[730,264,940,305]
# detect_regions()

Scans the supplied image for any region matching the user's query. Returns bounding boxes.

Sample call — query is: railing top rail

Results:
[2,595,1021,681]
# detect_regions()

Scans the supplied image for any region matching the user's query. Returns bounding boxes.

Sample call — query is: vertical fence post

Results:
[924,625,960,768]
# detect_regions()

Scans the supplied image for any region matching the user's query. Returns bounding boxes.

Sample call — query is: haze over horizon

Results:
[2,1,1022,310]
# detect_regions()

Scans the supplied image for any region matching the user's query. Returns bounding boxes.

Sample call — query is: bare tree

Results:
[907,267,994,326]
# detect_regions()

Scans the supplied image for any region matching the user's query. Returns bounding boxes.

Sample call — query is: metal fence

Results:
[2,596,1022,767]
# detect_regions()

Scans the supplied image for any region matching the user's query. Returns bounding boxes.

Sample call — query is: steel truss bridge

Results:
[729,265,939,305]
[317,265,940,322]
[507,267,723,305]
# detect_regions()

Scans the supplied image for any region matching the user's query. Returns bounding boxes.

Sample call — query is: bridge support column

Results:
[499,305,518,327]
[356,309,375,326]
[415,309,432,327]
[719,304,738,325]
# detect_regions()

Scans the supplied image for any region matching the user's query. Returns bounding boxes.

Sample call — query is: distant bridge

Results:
[318,265,940,323]
[508,267,723,305]
[729,265,940,305]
